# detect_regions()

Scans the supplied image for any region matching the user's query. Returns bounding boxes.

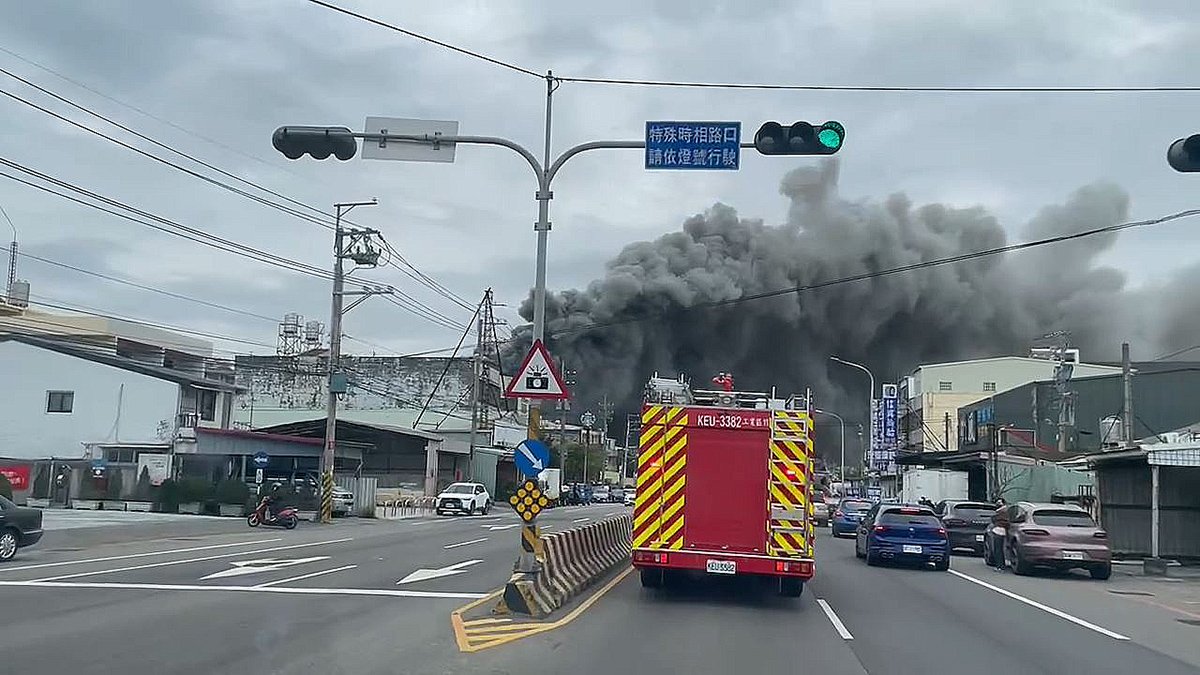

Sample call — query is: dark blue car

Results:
[854,504,949,571]
[830,498,873,537]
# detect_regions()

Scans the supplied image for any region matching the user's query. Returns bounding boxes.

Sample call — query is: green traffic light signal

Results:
[817,121,844,151]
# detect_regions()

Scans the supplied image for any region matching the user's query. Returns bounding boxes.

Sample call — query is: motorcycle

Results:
[247,501,299,529]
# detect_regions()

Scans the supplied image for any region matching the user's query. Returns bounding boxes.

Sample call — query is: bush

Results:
[177,478,213,504]
[105,469,125,500]
[0,473,12,500]
[133,466,154,502]
[156,479,179,512]
[32,466,50,499]
[215,479,249,505]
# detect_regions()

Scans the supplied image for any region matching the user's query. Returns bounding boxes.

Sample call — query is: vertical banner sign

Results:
[882,384,899,476]
[869,399,887,473]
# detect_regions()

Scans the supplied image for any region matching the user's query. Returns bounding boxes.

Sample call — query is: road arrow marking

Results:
[200,556,330,580]
[397,559,483,585]
[517,443,544,471]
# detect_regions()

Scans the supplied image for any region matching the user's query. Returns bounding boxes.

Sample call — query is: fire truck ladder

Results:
[767,410,813,558]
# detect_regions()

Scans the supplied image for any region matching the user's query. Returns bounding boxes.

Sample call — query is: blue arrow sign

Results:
[252,451,270,468]
[514,439,550,479]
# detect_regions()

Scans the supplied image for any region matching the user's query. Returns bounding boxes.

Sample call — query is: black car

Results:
[0,495,44,562]
[936,500,997,556]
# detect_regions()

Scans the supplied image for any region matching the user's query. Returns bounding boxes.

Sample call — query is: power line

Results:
[0,242,279,323]
[549,207,1200,338]
[556,75,1200,93]
[1,61,473,312]
[1153,343,1200,361]
[0,158,332,280]
[412,298,481,428]
[0,83,334,231]
[303,0,542,79]
[0,45,307,181]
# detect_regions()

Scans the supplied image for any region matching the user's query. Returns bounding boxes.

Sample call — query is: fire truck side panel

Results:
[680,414,770,554]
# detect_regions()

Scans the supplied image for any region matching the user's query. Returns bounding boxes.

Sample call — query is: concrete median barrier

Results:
[501,513,632,617]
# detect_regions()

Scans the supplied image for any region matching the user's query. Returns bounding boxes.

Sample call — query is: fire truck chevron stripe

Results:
[771,531,806,555]
[642,405,665,426]
[633,405,687,550]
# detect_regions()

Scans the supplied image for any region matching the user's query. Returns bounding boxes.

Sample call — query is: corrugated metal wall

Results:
[335,476,377,517]
[1098,462,1200,558]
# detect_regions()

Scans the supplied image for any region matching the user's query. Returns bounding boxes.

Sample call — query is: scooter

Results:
[247,501,299,529]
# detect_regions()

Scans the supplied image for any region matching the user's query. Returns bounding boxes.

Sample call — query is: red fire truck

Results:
[631,375,816,597]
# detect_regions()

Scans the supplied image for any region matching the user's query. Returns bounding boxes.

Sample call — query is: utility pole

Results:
[599,394,613,479]
[321,198,384,524]
[943,412,951,451]
[1121,342,1134,447]
[466,290,488,482]
[1049,331,1074,454]
[622,413,638,486]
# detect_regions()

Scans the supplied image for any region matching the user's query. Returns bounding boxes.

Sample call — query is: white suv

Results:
[435,482,492,516]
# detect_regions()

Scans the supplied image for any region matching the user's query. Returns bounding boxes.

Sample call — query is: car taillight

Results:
[937,527,947,537]
[1022,528,1050,536]
[1093,531,1108,539]
[873,525,887,533]
[834,510,844,518]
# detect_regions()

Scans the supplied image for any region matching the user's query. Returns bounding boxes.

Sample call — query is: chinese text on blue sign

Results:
[645,121,741,170]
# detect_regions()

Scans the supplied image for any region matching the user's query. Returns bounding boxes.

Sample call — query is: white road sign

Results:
[362,117,458,163]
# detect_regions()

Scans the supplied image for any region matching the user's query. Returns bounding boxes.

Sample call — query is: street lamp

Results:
[814,409,845,481]
[830,356,875,466]
[320,198,378,524]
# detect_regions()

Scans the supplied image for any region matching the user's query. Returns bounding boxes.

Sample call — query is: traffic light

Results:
[754,121,845,156]
[271,126,358,161]
[1168,134,1200,172]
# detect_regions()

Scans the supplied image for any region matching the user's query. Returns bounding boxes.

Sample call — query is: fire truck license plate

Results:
[706,560,737,575]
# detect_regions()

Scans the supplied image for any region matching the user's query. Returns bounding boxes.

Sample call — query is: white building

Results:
[899,355,1123,454]
[0,334,240,460]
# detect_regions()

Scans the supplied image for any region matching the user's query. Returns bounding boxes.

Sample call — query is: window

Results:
[198,389,218,422]
[938,381,952,391]
[46,390,74,414]
[1032,509,1096,527]
[879,510,941,526]
[983,381,997,392]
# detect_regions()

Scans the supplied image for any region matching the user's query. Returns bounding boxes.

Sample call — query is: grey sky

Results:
[0,0,1197,358]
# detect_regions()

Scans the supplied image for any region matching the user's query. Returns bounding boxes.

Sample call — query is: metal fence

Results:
[334,476,378,518]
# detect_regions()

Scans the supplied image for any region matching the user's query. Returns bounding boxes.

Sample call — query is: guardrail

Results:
[375,496,438,519]
[502,513,632,617]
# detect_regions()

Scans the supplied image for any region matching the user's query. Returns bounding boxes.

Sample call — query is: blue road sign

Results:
[645,121,741,170]
[514,439,550,478]
[252,451,270,468]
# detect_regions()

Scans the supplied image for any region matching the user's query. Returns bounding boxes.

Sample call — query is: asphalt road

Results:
[4,510,1200,674]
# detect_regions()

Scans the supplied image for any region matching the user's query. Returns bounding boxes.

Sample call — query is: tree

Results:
[106,469,125,500]
[133,466,153,502]
[0,473,12,501]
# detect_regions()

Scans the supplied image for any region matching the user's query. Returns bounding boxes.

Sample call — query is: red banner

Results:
[0,465,31,491]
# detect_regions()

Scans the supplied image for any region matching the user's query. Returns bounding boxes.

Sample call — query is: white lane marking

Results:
[606,512,617,517]
[486,524,520,531]
[253,564,358,588]
[572,518,591,523]
[0,538,283,572]
[949,570,1130,640]
[32,538,354,582]
[201,556,331,580]
[398,560,483,585]
[541,525,553,531]
[444,538,488,550]
[816,599,854,640]
[0,580,485,599]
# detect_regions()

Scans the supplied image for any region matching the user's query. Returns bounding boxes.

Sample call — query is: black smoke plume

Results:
[505,159,1197,460]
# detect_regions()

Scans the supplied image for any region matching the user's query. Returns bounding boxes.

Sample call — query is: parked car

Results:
[0,495,43,562]
[986,502,1111,579]
[812,500,830,526]
[609,487,625,504]
[623,490,635,506]
[591,484,610,504]
[855,503,949,570]
[935,500,996,556]
[435,482,492,516]
[331,486,355,517]
[830,498,873,537]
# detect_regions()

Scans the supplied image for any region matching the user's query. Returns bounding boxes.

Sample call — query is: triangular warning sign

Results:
[504,339,569,400]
